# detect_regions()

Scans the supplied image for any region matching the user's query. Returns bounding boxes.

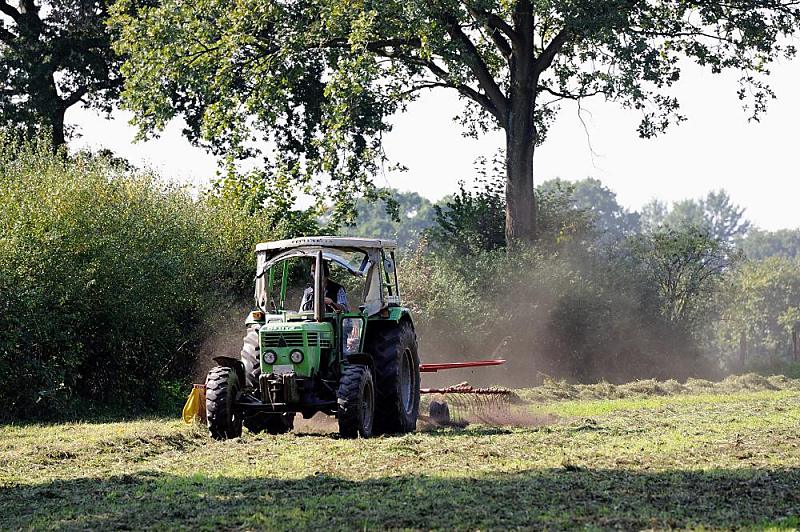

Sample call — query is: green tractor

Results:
[205,237,420,439]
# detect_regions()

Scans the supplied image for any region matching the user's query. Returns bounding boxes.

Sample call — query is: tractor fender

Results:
[345,352,373,368]
[212,356,246,386]
[369,306,415,327]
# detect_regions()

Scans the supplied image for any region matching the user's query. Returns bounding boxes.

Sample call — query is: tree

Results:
[716,257,800,368]
[737,228,800,260]
[0,0,122,148]
[428,170,591,253]
[541,177,640,241]
[641,190,751,242]
[111,0,800,244]
[346,189,436,249]
[630,227,739,328]
[429,176,507,254]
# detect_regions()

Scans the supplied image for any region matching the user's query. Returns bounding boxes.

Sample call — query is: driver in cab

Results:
[300,260,349,313]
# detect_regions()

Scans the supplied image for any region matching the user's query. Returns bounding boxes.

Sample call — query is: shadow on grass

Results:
[2,467,798,529]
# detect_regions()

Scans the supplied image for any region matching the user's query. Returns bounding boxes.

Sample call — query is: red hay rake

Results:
[418,360,518,426]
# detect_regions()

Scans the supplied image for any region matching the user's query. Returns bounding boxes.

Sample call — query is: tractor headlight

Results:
[290,350,304,364]
[264,350,277,364]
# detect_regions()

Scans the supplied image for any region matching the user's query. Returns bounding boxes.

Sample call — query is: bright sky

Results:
[67,60,800,231]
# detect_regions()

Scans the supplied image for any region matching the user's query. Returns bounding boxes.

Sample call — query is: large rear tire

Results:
[205,366,243,440]
[367,321,420,435]
[337,365,375,438]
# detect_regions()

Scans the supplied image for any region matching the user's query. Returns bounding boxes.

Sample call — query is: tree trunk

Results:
[505,0,537,249]
[18,4,67,150]
[504,123,537,248]
[51,105,66,149]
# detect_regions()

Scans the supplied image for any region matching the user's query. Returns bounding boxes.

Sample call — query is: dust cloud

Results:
[412,248,716,390]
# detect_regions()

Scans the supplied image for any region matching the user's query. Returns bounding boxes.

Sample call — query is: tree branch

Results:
[461,1,516,42]
[459,1,517,57]
[537,85,607,100]
[399,81,454,97]
[532,28,570,76]
[0,1,20,21]
[442,17,508,118]
[0,24,15,44]
[20,0,36,14]
[355,36,504,121]
[417,57,503,121]
[61,86,89,109]
[464,6,512,58]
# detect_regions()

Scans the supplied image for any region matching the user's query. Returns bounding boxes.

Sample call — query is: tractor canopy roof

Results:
[255,236,397,253]
[254,236,399,317]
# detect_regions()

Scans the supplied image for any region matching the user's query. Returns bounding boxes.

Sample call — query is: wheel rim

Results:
[363,378,374,433]
[400,347,414,414]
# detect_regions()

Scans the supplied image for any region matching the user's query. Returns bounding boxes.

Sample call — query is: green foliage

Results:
[426,169,594,254]
[0,0,122,146]
[429,176,507,254]
[568,178,641,239]
[628,227,740,329]
[737,228,800,260]
[400,238,712,384]
[0,133,289,419]
[716,257,800,369]
[110,0,800,242]
[343,189,435,248]
[641,190,752,242]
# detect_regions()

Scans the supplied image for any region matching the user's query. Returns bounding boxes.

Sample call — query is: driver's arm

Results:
[324,288,349,312]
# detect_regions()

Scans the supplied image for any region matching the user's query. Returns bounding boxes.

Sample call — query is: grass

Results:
[1,375,799,530]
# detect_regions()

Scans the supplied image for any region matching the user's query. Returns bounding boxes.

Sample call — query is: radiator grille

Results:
[262,331,304,347]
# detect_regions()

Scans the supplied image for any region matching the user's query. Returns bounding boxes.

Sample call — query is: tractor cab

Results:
[250,237,401,376]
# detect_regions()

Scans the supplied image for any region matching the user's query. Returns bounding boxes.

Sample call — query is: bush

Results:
[0,134,289,419]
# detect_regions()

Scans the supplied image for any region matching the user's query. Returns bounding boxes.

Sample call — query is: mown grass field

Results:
[1,375,799,530]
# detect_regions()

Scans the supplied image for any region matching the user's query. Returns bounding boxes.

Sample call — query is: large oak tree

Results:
[0,0,123,148]
[112,0,800,245]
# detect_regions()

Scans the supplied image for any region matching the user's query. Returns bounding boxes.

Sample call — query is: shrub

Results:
[0,134,290,419]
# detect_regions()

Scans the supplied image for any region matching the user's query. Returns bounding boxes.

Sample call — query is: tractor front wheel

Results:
[205,366,243,440]
[337,364,374,438]
[241,326,261,390]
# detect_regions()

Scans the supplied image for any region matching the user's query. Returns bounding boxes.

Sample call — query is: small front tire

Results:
[206,366,243,440]
[337,365,375,438]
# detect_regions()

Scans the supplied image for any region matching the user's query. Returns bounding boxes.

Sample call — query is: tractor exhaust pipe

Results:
[314,250,324,322]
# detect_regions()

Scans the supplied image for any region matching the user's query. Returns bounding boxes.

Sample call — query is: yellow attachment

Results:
[182,384,206,424]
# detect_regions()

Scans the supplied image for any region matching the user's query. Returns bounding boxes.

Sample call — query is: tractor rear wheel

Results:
[205,366,243,440]
[368,321,420,434]
[241,326,261,390]
[337,364,374,438]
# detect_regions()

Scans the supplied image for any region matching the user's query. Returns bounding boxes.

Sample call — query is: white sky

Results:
[67,59,800,231]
